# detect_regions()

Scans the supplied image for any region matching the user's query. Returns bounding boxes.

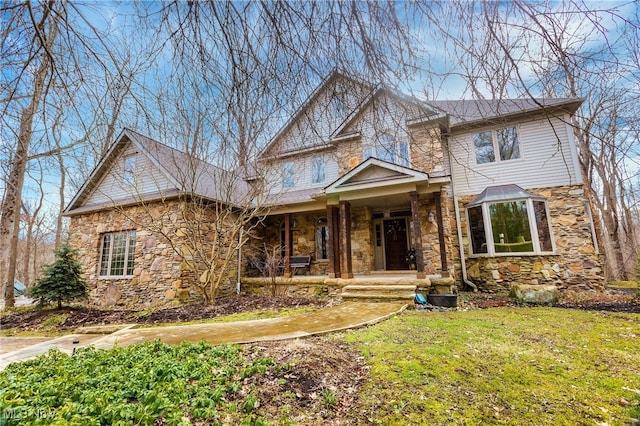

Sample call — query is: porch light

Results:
[427,210,436,223]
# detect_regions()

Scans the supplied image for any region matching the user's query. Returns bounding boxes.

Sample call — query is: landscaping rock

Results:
[509,284,558,304]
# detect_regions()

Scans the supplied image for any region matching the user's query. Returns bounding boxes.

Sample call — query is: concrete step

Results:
[341,284,416,302]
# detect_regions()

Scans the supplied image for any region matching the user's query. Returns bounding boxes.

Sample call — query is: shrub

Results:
[30,243,88,309]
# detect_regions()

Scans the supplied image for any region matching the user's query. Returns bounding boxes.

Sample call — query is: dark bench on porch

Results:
[289,255,312,275]
[246,255,311,276]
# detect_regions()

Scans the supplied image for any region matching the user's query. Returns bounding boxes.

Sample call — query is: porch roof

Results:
[324,157,431,195]
[466,184,546,207]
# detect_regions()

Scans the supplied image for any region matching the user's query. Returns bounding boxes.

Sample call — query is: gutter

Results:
[447,141,478,292]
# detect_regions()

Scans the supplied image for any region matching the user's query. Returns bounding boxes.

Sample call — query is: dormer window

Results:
[466,185,554,256]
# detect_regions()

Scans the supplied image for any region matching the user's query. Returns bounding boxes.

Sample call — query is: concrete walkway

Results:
[0,301,407,370]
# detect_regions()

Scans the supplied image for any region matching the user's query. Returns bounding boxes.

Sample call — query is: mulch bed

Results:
[0,295,327,334]
[2,290,638,335]
[462,289,640,313]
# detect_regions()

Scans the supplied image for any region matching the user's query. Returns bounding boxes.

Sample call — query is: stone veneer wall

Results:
[455,185,605,292]
[331,124,444,176]
[418,187,457,276]
[69,200,238,308]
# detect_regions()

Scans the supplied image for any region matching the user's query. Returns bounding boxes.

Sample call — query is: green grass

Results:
[609,280,640,289]
[346,307,640,425]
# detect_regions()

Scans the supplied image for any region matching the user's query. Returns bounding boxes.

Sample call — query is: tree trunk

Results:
[1,13,58,308]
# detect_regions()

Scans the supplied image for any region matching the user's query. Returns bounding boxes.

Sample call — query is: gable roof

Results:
[64,129,251,215]
[331,87,443,141]
[325,157,431,195]
[428,98,584,128]
[258,70,376,159]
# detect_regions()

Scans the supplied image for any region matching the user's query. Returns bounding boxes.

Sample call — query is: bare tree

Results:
[414,0,640,281]
[1,2,155,306]
[98,1,432,303]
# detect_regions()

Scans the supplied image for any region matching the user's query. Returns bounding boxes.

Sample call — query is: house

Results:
[63,72,604,307]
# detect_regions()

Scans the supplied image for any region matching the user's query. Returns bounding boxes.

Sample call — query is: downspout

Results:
[447,138,478,292]
[236,228,243,295]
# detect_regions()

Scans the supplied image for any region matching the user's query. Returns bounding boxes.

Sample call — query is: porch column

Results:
[410,191,426,279]
[339,200,353,279]
[434,190,449,276]
[327,205,341,278]
[284,213,292,278]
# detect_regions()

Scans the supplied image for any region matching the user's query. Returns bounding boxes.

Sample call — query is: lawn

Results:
[345,307,640,425]
[1,303,639,425]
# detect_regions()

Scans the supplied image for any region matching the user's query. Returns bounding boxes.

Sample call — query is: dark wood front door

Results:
[383,218,409,270]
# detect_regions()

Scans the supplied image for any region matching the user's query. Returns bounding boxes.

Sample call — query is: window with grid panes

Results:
[99,230,136,277]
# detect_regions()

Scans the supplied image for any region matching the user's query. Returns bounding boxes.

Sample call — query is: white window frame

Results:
[282,162,294,188]
[467,198,555,257]
[99,230,136,278]
[312,156,325,184]
[473,125,521,165]
[363,133,410,167]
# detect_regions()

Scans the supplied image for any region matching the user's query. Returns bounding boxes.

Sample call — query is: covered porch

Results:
[255,158,454,283]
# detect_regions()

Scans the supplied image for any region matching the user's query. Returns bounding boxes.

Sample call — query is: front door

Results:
[383,218,409,270]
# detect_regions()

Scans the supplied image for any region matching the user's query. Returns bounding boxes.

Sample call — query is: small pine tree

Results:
[31,243,88,309]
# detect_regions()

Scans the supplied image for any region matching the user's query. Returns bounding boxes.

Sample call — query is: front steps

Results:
[241,273,454,302]
[340,284,417,302]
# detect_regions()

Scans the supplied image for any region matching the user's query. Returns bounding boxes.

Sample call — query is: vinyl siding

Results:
[267,153,339,195]
[268,78,371,155]
[84,143,174,205]
[449,115,579,195]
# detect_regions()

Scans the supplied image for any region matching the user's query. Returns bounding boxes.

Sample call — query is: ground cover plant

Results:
[345,307,640,425]
[0,339,364,425]
[0,341,276,425]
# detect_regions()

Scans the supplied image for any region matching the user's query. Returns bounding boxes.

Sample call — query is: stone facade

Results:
[68,200,238,308]
[454,185,605,292]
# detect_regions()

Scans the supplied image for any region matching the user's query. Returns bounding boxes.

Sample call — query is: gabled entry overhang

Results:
[324,157,441,203]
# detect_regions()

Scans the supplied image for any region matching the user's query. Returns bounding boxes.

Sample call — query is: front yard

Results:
[1,293,639,425]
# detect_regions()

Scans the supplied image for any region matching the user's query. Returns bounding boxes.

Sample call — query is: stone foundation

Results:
[455,185,605,292]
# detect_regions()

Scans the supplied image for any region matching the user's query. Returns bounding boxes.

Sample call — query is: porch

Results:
[240,272,456,302]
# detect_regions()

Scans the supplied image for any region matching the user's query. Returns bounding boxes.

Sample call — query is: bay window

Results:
[466,185,554,256]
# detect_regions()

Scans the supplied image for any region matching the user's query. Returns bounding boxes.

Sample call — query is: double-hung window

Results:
[312,156,325,184]
[473,126,520,164]
[466,185,554,256]
[99,230,136,277]
[282,162,294,188]
[363,133,410,167]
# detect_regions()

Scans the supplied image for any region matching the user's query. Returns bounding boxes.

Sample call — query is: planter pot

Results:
[427,293,457,307]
